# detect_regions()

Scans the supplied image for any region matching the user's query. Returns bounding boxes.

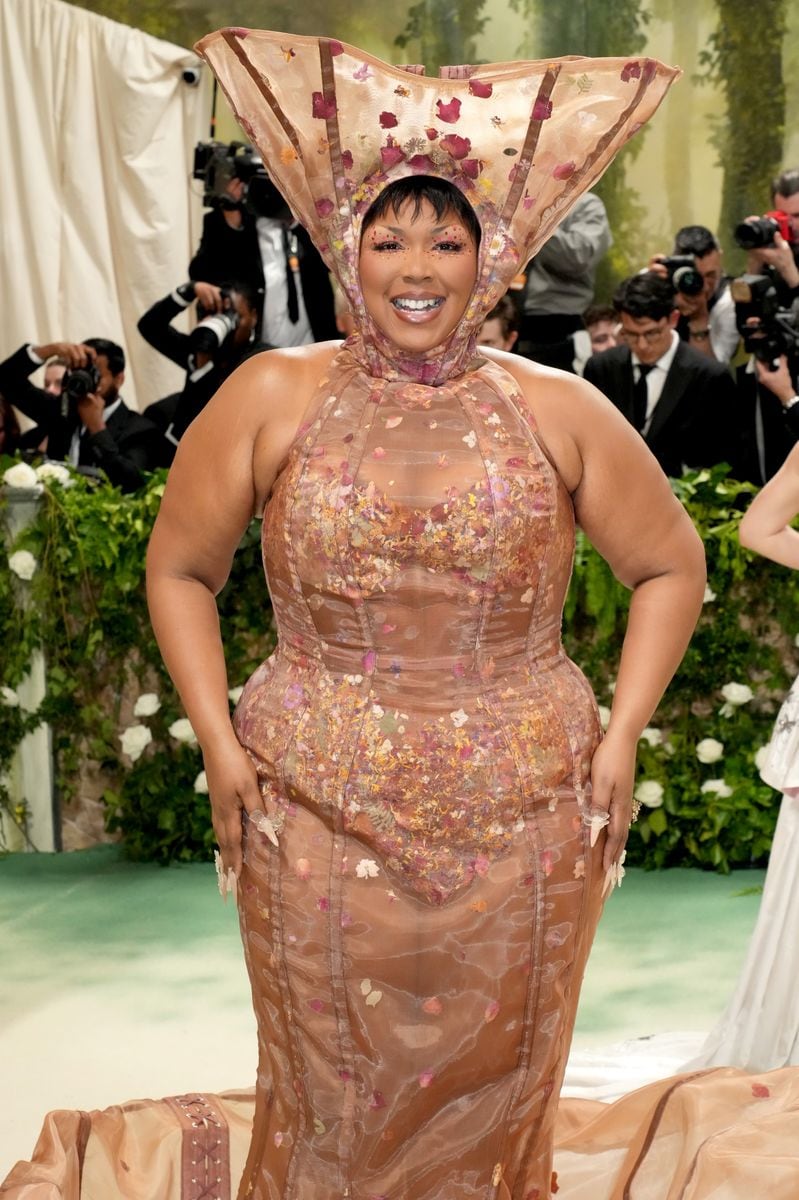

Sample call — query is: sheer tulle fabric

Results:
[6,1070,799,1198]
[222,348,605,1197]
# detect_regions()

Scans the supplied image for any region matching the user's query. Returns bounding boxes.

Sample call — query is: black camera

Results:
[61,362,100,402]
[733,211,795,251]
[660,255,704,296]
[192,140,289,219]
[188,288,240,355]
[731,273,799,366]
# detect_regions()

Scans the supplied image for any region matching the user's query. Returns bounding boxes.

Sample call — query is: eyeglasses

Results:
[618,323,668,346]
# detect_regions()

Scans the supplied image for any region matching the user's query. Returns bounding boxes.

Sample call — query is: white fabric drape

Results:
[1,0,209,411]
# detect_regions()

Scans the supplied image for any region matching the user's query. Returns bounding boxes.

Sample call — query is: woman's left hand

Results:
[589,731,638,871]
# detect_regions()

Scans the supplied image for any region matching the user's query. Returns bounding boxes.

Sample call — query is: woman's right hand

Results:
[202,738,263,878]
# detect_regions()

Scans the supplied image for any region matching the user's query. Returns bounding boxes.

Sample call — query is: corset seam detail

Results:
[458,383,502,672]
[478,690,546,1196]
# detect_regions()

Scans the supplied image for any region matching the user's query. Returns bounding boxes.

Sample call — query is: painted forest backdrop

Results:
[70,0,799,296]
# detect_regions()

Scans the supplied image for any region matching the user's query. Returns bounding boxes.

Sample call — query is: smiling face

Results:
[358,198,479,355]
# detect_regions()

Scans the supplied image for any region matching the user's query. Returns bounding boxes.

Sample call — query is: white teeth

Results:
[393,297,442,311]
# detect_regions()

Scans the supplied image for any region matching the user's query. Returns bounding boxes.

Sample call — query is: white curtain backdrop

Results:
[1,0,211,412]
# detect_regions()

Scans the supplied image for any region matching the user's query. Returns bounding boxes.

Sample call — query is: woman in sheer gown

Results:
[7,30,799,1200]
[143,32,703,1200]
[691,432,799,1073]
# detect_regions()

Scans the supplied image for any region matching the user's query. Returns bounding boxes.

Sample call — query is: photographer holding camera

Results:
[137,278,267,463]
[649,225,739,365]
[735,167,799,299]
[725,169,799,484]
[0,339,158,491]
[188,143,337,347]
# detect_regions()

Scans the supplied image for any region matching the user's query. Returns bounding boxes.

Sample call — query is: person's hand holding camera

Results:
[76,389,107,434]
[32,342,95,369]
[755,354,798,407]
[746,231,799,289]
[193,282,225,313]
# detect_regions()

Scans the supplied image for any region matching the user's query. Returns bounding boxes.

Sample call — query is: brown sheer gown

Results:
[231,349,604,1199]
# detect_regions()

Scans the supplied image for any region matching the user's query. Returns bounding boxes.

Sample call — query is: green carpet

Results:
[0,847,766,1174]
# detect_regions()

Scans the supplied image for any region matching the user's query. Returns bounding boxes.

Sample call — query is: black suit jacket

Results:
[188,210,337,343]
[582,341,738,477]
[0,345,159,492]
[730,364,799,485]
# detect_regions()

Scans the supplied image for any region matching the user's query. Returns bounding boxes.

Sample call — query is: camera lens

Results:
[733,217,778,251]
[672,265,704,296]
[189,310,239,354]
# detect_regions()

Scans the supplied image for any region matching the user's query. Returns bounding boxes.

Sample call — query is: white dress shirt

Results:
[256,217,313,348]
[632,331,680,435]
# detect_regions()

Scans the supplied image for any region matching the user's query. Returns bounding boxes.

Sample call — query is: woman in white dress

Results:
[692,428,799,1071]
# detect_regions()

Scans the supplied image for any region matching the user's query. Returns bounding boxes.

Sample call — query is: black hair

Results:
[83,337,125,375]
[224,279,263,316]
[772,167,799,201]
[613,273,676,321]
[484,294,519,337]
[673,225,719,258]
[361,175,481,248]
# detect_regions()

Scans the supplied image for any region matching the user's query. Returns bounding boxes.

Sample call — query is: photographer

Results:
[137,279,267,462]
[189,147,337,347]
[736,167,799,302]
[650,225,738,364]
[0,339,158,492]
[728,269,799,484]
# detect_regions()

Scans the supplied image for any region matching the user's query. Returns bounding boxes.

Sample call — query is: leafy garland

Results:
[1,458,796,870]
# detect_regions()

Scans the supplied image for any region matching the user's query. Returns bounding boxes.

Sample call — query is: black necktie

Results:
[632,364,653,431]
[282,227,299,324]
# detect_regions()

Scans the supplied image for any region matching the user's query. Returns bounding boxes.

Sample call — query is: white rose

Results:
[193,770,209,794]
[169,717,198,745]
[696,738,724,764]
[35,462,72,487]
[640,727,662,747]
[8,550,37,580]
[755,746,770,773]
[119,724,152,762]
[1,685,20,707]
[597,705,611,730]
[720,682,754,707]
[355,858,380,879]
[700,778,733,798]
[703,585,716,604]
[634,780,664,808]
[450,708,469,727]
[228,685,244,704]
[3,462,41,490]
[133,692,160,717]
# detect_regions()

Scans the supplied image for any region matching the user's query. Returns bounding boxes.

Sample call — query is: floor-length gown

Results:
[690,677,799,1071]
[230,349,604,1199]
[10,31,799,1200]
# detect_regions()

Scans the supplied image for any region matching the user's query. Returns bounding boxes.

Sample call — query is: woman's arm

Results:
[498,356,706,871]
[146,344,336,876]
[739,440,799,569]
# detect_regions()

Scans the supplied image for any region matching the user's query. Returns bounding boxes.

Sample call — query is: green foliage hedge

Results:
[2,459,796,870]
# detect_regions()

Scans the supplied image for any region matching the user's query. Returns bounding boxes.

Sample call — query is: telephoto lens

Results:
[188,309,239,355]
